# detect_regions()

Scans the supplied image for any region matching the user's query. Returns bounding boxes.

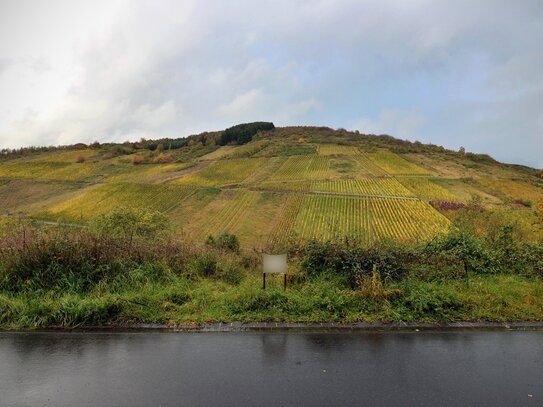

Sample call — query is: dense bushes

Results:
[0,209,250,293]
[298,229,543,286]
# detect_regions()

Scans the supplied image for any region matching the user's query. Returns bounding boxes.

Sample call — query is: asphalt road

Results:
[1,330,542,406]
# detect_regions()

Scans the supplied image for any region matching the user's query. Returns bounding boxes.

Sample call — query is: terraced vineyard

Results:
[195,190,260,239]
[269,156,330,180]
[367,152,432,175]
[370,198,450,241]
[259,178,414,197]
[317,144,360,156]
[353,155,389,176]
[173,158,266,187]
[2,125,539,247]
[398,177,460,202]
[268,194,450,246]
[40,183,196,221]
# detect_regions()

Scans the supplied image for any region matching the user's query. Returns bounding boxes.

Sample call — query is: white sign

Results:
[263,254,287,274]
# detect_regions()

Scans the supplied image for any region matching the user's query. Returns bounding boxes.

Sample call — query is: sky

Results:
[0,0,542,168]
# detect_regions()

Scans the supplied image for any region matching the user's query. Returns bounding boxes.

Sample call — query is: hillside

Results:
[1,125,542,248]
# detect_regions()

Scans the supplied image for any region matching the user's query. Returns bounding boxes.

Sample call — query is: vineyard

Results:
[2,126,539,249]
[367,152,432,175]
[194,190,260,239]
[398,177,461,202]
[268,194,450,246]
[173,158,266,187]
[40,183,196,221]
[317,144,360,156]
[104,162,193,183]
[269,156,330,180]
[478,178,543,203]
[352,155,389,176]
[258,178,414,197]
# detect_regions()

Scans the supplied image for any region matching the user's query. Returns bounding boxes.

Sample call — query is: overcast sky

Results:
[1,0,542,167]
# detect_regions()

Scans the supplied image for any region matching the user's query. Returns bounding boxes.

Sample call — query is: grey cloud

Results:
[0,0,542,167]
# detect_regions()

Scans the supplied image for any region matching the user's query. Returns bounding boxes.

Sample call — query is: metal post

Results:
[262,272,266,289]
[283,273,287,291]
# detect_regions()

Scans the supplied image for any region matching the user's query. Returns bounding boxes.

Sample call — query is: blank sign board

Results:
[263,254,287,274]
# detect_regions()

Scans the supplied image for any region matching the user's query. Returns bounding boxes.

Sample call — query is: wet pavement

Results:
[1,330,542,406]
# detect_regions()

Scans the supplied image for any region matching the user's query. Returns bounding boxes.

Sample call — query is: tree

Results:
[459,146,466,154]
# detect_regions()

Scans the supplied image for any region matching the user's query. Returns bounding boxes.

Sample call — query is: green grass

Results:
[2,274,543,328]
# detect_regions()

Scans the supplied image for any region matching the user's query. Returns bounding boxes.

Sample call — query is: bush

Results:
[300,238,415,287]
[394,282,464,320]
[205,232,240,253]
[90,207,170,241]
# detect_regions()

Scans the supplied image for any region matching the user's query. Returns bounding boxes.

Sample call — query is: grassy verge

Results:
[2,210,543,329]
[2,274,543,329]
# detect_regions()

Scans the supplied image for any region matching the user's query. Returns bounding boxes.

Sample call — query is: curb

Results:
[8,321,543,333]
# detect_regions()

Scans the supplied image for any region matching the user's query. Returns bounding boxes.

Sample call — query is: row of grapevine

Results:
[105,162,193,183]
[269,156,331,180]
[367,152,432,175]
[174,158,266,187]
[398,177,461,202]
[40,183,196,222]
[258,178,415,197]
[370,198,450,241]
[199,190,260,239]
[317,144,361,156]
[269,194,450,244]
[353,154,389,176]
[293,194,371,244]
[267,193,305,246]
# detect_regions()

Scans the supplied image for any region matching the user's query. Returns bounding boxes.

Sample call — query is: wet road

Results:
[1,330,542,406]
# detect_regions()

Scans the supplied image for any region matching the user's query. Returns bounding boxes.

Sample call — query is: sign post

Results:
[262,254,288,290]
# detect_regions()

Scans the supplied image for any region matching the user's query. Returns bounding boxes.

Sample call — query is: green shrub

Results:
[205,232,240,253]
[394,282,464,320]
